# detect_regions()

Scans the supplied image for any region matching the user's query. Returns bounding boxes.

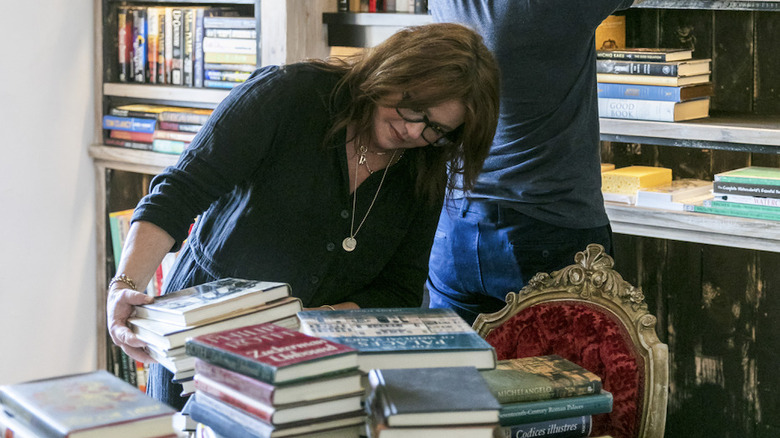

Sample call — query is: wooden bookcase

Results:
[90,0,335,375]
[322,3,780,437]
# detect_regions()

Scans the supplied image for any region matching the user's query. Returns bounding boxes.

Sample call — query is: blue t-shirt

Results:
[430,0,634,228]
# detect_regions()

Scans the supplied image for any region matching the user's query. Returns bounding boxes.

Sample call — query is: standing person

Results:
[106,22,500,409]
[426,0,638,324]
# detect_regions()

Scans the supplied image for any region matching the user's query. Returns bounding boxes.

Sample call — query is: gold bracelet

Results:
[109,274,137,291]
[320,305,336,311]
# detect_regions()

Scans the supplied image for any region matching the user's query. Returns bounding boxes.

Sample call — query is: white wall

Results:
[0,2,96,383]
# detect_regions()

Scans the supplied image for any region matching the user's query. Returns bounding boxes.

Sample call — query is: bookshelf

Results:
[91,0,335,372]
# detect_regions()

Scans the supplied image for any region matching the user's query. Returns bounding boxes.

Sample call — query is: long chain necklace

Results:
[343,145,399,252]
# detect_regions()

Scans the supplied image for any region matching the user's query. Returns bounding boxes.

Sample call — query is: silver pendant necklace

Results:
[343,145,398,252]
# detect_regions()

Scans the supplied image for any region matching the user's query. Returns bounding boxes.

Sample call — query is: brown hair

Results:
[313,23,500,203]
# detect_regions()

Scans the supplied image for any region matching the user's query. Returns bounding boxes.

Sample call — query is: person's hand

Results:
[107,286,155,363]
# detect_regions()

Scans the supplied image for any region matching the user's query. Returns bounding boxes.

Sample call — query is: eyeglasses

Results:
[395,104,461,148]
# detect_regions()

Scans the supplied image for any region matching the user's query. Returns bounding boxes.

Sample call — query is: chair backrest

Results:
[473,244,668,438]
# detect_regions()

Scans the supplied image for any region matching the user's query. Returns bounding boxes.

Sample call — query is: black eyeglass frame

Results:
[395,105,462,148]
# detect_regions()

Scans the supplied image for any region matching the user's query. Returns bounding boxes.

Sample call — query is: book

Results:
[596,47,693,62]
[601,166,672,195]
[635,178,713,211]
[712,193,780,208]
[183,7,196,87]
[204,52,257,65]
[0,370,175,438]
[193,374,363,425]
[480,356,602,404]
[110,129,154,143]
[597,73,710,86]
[203,37,257,54]
[601,191,636,205]
[146,7,160,84]
[594,15,625,51]
[188,392,365,438]
[597,82,714,102]
[499,415,592,438]
[185,322,359,384]
[130,296,302,350]
[133,278,290,326]
[498,390,613,426]
[714,166,780,186]
[713,180,780,199]
[205,28,257,39]
[193,7,206,88]
[684,198,780,221]
[366,366,501,427]
[297,307,497,372]
[152,138,189,154]
[104,137,154,151]
[203,80,242,89]
[203,16,256,29]
[598,97,710,122]
[366,419,497,438]
[158,121,203,133]
[131,7,147,83]
[154,129,197,143]
[0,404,38,438]
[102,114,156,133]
[117,6,133,82]
[596,58,710,77]
[194,358,363,405]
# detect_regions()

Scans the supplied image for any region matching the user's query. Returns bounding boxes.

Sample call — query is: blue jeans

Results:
[426,198,613,325]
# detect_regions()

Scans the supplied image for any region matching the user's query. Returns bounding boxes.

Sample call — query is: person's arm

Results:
[107,220,176,363]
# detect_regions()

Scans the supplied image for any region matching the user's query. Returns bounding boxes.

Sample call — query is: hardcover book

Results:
[713,181,780,199]
[133,277,291,326]
[712,193,780,208]
[0,370,175,438]
[635,178,713,211]
[480,355,602,404]
[188,392,364,438]
[598,97,710,122]
[499,415,592,438]
[714,166,780,186]
[596,73,710,87]
[194,358,362,406]
[101,115,156,133]
[193,375,363,425]
[185,322,359,384]
[684,198,780,221]
[366,366,501,427]
[596,47,693,62]
[596,58,710,77]
[130,297,302,350]
[498,390,613,426]
[366,418,497,438]
[597,82,714,103]
[297,307,497,371]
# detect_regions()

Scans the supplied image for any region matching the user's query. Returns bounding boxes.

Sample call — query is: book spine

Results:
[714,175,780,187]
[158,111,211,124]
[164,8,173,83]
[597,51,675,61]
[709,200,780,214]
[117,6,132,82]
[713,193,780,207]
[204,70,251,82]
[158,121,203,133]
[193,376,273,423]
[105,137,155,151]
[338,0,349,12]
[152,139,188,154]
[0,390,64,438]
[170,8,183,85]
[185,340,279,383]
[183,8,195,87]
[203,16,255,29]
[596,73,683,86]
[195,359,276,405]
[205,28,257,39]
[203,37,257,54]
[204,62,256,72]
[596,59,678,76]
[597,82,682,101]
[498,393,612,426]
[687,204,780,221]
[203,80,241,89]
[154,130,197,142]
[598,98,676,122]
[204,52,257,65]
[146,7,159,84]
[500,415,592,438]
[131,8,147,83]
[102,115,156,133]
[189,393,273,438]
[194,8,205,88]
[713,181,780,199]
[110,129,154,143]
[414,0,427,13]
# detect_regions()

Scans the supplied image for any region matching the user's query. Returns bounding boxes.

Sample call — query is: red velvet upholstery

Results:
[484,301,644,438]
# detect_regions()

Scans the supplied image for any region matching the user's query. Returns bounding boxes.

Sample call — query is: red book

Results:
[194,358,362,406]
[110,129,154,143]
[185,323,359,384]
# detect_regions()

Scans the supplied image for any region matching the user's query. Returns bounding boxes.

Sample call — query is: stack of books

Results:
[364,366,501,437]
[596,47,713,122]
[184,322,365,438]
[0,370,176,438]
[296,307,497,376]
[686,166,780,221]
[128,278,302,394]
[202,15,257,89]
[339,0,428,13]
[481,356,613,438]
[601,165,672,205]
[103,103,213,153]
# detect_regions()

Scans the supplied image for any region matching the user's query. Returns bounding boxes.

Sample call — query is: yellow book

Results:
[602,166,672,194]
[601,163,616,173]
[595,15,625,50]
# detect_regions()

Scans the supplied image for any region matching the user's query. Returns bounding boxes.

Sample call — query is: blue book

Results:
[597,81,713,102]
[297,307,497,372]
[500,415,592,438]
[102,114,156,133]
[498,390,613,426]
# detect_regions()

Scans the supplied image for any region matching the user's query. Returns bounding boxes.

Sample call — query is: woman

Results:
[107,22,500,408]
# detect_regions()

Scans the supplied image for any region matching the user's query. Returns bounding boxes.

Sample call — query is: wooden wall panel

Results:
[712,11,754,112]
[754,12,780,114]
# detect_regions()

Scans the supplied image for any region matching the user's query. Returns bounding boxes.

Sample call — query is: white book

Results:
[636,179,713,211]
[202,37,257,54]
[598,97,710,122]
[712,193,780,208]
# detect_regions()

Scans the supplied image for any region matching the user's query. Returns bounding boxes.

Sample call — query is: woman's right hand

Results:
[107,286,155,363]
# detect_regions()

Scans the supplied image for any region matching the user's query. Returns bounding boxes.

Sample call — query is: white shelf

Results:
[89,145,179,175]
[103,83,231,106]
[605,203,780,252]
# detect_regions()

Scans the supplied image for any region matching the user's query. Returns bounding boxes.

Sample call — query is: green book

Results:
[499,390,613,426]
[714,166,780,187]
[480,355,602,404]
[684,199,780,221]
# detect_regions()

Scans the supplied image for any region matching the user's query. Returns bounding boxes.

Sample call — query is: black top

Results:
[133,63,444,308]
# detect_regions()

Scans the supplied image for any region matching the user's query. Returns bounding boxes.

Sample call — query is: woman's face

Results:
[370,93,466,151]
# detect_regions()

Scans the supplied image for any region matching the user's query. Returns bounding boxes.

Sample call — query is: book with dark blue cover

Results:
[597,82,713,102]
[500,415,592,438]
[297,307,496,371]
[102,114,156,133]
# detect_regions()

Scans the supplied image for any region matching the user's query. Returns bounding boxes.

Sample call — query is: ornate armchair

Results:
[473,244,668,438]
